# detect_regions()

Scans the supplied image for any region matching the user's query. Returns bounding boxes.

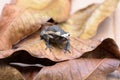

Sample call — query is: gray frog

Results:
[40,25,70,53]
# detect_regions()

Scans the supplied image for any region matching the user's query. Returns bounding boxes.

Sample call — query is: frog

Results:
[40,25,70,53]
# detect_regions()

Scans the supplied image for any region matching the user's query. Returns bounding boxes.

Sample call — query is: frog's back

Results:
[46,25,66,35]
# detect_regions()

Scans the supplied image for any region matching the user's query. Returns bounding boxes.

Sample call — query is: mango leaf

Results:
[0,4,50,50]
[34,58,120,80]
[12,0,71,22]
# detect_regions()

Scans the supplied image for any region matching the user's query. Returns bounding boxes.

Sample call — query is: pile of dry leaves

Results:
[0,0,120,80]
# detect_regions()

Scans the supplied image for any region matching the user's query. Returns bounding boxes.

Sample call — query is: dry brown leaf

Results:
[34,58,120,80]
[0,30,119,61]
[1,51,119,80]
[80,0,119,39]
[61,0,119,38]
[9,31,100,61]
[12,0,53,10]
[61,4,99,37]
[0,65,24,80]
[35,0,71,22]
[0,0,71,51]
[12,0,71,22]
[0,50,56,80]
[0,4,50,50]
[81,38,120,59]
[0,35,119,80]
[15,37,120,61]
[107,70,120,80]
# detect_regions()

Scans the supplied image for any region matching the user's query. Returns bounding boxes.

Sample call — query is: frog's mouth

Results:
[52,37,68,45]
[59,37,67,42]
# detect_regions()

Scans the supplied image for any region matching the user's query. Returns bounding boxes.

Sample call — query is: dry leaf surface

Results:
[80,0,119,39]
[61,0,119,39]
[0,31,100,61]
[61,4,99,37]
[0,4,50,50]
[12,0,53,10]
[12,0,71,22]
[34,59,120,80]
[0,34,119,61]
[0,65,24,80]
[0,35,119,61]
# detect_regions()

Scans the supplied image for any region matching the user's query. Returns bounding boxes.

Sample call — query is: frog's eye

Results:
[68,33,70,36]
[66,32,70,36]
[40,30,45,36]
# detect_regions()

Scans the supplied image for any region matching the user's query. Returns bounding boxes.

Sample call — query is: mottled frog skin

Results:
[40,25,70,53]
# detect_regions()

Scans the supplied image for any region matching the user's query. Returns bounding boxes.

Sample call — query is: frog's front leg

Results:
[42,34,52,52]
[64,39,70,53]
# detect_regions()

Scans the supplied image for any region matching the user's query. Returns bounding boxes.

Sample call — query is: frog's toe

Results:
[45,46,53,52]
[64,49,71,53]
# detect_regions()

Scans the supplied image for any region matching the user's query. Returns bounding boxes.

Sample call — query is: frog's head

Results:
[55,32,70,44]
[61,32,70,39]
